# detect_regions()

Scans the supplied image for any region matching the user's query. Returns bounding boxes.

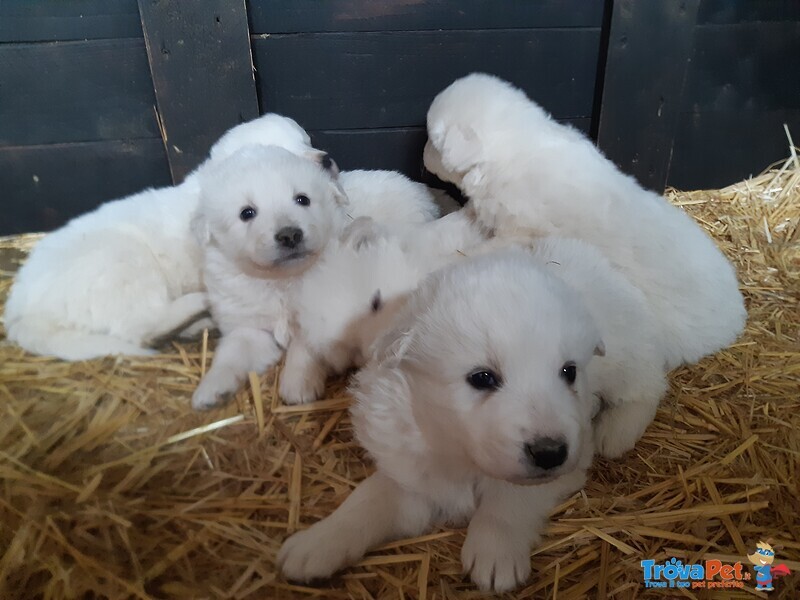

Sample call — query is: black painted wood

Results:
[0,138,171,235]
[0,0,142,42]
[248,0,604,34]
[138,0,259,183]
[667,17,800,188]
[697,0,800,25]
[683,21,800,115]
[669,109,800,190]
[0,38,160,146]
[596,0,700,193]
[253,29,601,131]
[310,119,591,181]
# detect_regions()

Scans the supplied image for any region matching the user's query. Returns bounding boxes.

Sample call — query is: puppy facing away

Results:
[279,210,486,404]
[424,73,746,370]
[190,148,444,410]
[279,250,627,592]
[4,114,325,361]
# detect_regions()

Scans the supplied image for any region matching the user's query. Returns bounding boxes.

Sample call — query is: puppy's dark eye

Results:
[295,194,311,207]
[239,206,257,222]
[561,362,577,385]
[466,369,501,391]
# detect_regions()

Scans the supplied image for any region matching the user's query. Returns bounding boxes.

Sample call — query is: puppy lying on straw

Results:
[191,147,442,410]
[3,114,332,360]
[279,210,485,404]
[279,245,667,592]
[424,73,746,372]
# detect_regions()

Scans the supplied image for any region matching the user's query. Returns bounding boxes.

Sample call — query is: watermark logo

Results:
[746,540,792,592]
[640,557,749,590]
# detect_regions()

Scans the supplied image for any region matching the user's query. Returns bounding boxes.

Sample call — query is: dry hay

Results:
[0,150,798,600]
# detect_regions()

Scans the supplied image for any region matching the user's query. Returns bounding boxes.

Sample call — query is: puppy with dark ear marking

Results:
[278,210,486,405]
[281,210,667,458]
[191,147,346,410]
[192,145,449,410]
[278,243,669,592]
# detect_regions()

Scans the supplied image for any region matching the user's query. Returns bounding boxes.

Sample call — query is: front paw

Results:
[461,516,533,593]
[341,216,384,250]
[593,402,654,459]
[278,523,362,582]
[279,367,326,405]
[191,370,237,410]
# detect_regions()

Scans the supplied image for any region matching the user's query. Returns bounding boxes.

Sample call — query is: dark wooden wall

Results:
[1,0,798,235]
[669,0,800,189]
[0,0,171,234]
[248,0,603,178]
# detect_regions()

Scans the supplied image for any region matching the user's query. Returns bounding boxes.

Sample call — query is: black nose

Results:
[320,153,333,170]
[275,226,304,249]
[525,437,568,470]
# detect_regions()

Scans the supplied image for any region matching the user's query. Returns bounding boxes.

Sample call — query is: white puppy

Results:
[283,205,669,451]
[279,249,657,592]
[3,114,329,360]
[279,210,486,404]
[424,73,746,370]
[191,148,444,410]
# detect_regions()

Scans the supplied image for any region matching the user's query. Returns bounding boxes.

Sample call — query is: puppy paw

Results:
[593,401,657,459]
[341,216,384,250]
[461,516,532,593]
[191,371,237,410]
[279,367,326,405]
[278,524,361,582]
[593,412,635,458]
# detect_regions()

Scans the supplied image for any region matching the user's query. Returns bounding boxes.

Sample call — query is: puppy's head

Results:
[197,145,346,277]
[425,73,536,192]
[365,249,603,484]
[209,113,341,178]
[294,223,421,371]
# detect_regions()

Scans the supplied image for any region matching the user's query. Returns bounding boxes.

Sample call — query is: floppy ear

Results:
[368,302,417,368]
[461,164,487,191]
[371,326,415,369]
[340,216,384,250]
[330,179,350,206]
[190,212,211,245]
[440,123,483,172]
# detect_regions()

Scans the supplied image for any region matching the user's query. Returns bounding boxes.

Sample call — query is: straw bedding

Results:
[0,151,798,600]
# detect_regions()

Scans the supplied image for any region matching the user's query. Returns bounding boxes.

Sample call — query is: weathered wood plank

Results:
[309,119,591,180]
[0,0,142,42]
[0,38,159,146]
[138,0,259,183]
[697,0,800,25]
[669,109,800,190]
[0,138,171,235]
[682,21,800,114]
[597,0,700,192]
[669,18,800,188]
[253,29,601,131]
[248,0,605,34]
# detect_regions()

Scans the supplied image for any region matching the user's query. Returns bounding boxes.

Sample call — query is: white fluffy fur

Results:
[283,208,671,450]
[191,151,443,410]
[279,210,485,404]
[424,73,746,370]
[4,114,322,361]
[278,250,622,591]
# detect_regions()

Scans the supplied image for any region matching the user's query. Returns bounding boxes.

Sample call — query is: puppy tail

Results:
[7,322,155,361]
